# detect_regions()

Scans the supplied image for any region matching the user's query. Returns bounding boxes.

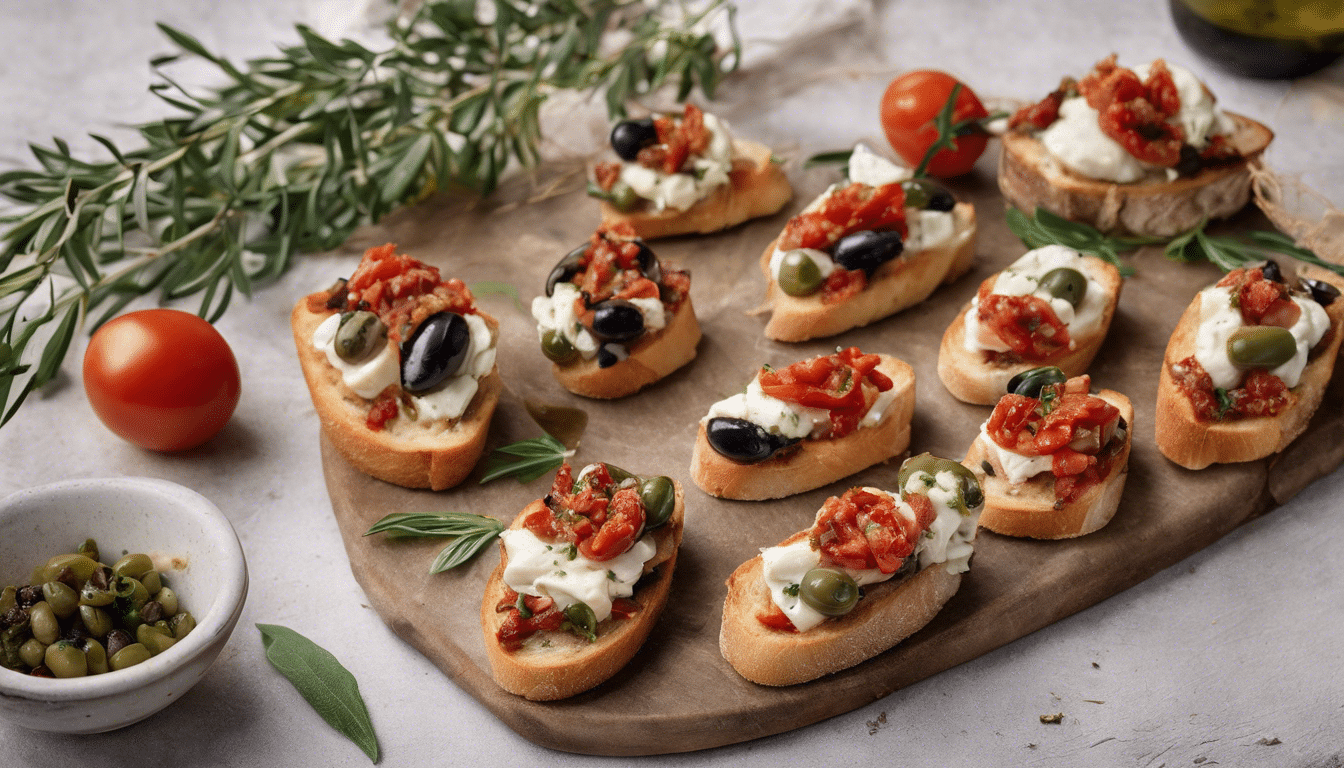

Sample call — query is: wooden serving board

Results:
[317,146,1344,755]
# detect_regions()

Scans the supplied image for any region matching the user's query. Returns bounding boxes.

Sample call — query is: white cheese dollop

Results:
[962,245,1107,355]
[846,143,913,188]
[1192,285,1330,390]
[977,421,1053,485]
[500,528,656,623]
[530,281,666,362]
[618,112,734,213]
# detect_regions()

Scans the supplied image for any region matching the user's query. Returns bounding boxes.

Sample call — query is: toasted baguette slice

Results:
[480,484,685,701]
[550,295,701,399]
[1155,266,1344,469]
[999,112,1273,237]
[937,255,1123,405]
[689,355,915,500]
[760,203,977,342]
[598,140,792,240]
[719,530,961,687]
[291,298,501,491]
[966,388,1133,538]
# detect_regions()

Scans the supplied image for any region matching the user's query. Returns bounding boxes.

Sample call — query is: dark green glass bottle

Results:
[1170,0,1344,78]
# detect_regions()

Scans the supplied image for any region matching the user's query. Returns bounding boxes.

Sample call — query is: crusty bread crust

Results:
[760,203,976,342]
[549,295,701,399]
[688,355,914,500]
[966,389,1134,539]
[1154,266,1344,469]
[719,530,961,687]
[936,256,1123,405]
[480,483,685,701]
[291,297,501,491]
[998,112,1274,237]
[598,140,792,240]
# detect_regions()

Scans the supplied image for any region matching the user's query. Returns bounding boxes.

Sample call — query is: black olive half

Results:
[1299,277,1341,307]
[633,241,661,284]
[610,119,659,161]
[596,342,628,369]
[831,230,903,275]
[586,299,645,342]
[901,179,956,212]
[546,245,588,297]
[1260,259,1284,284]
[705,417,799,464]
[1007,366,1067,398]
[400,312,471,393]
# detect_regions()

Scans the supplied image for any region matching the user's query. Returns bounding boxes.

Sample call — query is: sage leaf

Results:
[256,624,379,763]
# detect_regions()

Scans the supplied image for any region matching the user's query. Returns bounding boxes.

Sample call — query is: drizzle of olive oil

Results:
[524,399,588,449]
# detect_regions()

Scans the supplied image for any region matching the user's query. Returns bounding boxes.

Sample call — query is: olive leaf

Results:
[364,512,506,573]
[479,435,572,484]
[256,624,379,763]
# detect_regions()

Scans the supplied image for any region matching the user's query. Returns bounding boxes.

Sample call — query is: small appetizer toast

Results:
[690,347,915,500]
[759,145,977,342]
[719,455,983,686]
[481,462,684,701]
[1155,263,1344,469]
[589,103,792,240]
[938,245,1122,405]
[531,222,700,399]
[1000,54,1273,237]
[291,244,501,490]
[965,369,1133,539]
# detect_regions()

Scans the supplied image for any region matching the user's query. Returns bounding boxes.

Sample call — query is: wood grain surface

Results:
[315,148,1344,755]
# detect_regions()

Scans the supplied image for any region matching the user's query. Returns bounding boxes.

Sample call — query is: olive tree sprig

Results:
[364,512,506,573]
[0,0,740,428]
[479,435,573,484]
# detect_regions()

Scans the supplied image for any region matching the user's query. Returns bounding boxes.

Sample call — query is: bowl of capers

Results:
[0,477,248,733]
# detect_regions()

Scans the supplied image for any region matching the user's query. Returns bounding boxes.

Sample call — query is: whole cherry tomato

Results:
[82,309,241,451]
[880,70,989,178]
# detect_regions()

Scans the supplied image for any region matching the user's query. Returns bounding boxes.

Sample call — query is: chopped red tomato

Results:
[821,268,867,305]
[578,487,646,562]
[610,598,641,620]
[1218,268,1298,327]
[495,589,567,651]
[364,390,399,431]
[639,103,710,174]
[778,182,907,253]
[559,222,687,323]
[524,463,647,561]
[343,243,477,342]
[976,280,1072,361]
[1076,55,1185,167]
[1172,356,1291,421]
[757,604,799,633]
[594,161,621,191]
[812,488,924,574]
[757,347,893,438]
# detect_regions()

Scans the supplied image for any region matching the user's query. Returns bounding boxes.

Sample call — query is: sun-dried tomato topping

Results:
[593,161,622,192]
[638,103,711,174]
[523,463,647,563]
[557,222,688,334]
[757,348,893,438]
[821,268,867,305]
[578,487,646,562]
[1216,267,1299,328]
[610,598,641,620]
[811,488,929,574]
[1171,356,1292,421]
[975,280,1072,361]
[364,388,400,431]
[1074,55,1187,167]
[495,588,567,651]
[1009,80,1071,130]
[778,182,907,253]
[343,243,477,342]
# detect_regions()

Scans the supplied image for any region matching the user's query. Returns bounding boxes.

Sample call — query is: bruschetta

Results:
[531,222,700,399]
[719,455,982,686]
[689,347,914,500]
[1155,263,1344,469]
[1000,54,1273,237]
[938,244,1122,405]
[291,243,501,491]
[481,462,684,700]
[964,370,1133,539]
[759,145,977,342]
[589,103,792,239]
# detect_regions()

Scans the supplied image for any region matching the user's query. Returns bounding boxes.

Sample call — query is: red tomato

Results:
[880,70,989,178]
[82,309,241,451]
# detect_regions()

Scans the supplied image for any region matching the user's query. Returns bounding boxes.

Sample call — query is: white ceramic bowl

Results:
[0,477,248,733]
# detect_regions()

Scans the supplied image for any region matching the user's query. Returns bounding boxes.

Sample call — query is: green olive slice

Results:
[777,250,824,297]
[563,602,598,641]
[638,476,675,529]
[1007,366,1067,398]
[1038,267,1088,307]
[334,310,388,363]
[1227,326,1296,369]
[798,568,860,617]
[540,329,578,364]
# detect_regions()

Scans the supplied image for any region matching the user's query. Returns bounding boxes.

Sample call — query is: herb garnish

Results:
[1164,221,1344,277]
[1005,208,1155,276]
[479,434,572,484]
[0,0,737,429]
[256,624,379,763]
[364,512,506,573]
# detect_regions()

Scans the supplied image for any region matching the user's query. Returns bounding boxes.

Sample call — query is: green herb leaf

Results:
[469,280,525,314]
[1164,219,1344,277]
[912,83,965,178]
[1005,207,1151,277]
[479,435,571,484]
[802,149,850,173]
[364,511,506,573]
[255,624,379,763]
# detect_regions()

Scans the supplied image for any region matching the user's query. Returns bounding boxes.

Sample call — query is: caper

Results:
[168,612,196,640]
[799,568,860,617]
[334,310,388,364]
[639,476,676,529]
[1007,366,1068,398]
[29,601,59,645]
[1227,326,1297,369]
[777,250,825,297]
[112,553,154,580]
[76,538,99,563]
[83,638,108,675]
[108,643,151,671]
[79,605,113,638]
[140,570,162,596]
[603,464,636,486]
[136,624,177,657]
[1038,267,1088,307]
[45,640,88,678]
[156,587,180,617]
[41,554,101,584]
[944,462,985,511]
[563,602,598,641]
[18,638,46,669]
[540,329,578,364]
[608,181,639,212]
[153,620,171,636]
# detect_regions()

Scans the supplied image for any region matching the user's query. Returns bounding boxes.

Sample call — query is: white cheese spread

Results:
[618,112,734,213]
[499,528,656,623]
[977,422,1052,485]
[963,245,1108,355]
[312,311,496,422]
[760,478,979,632]
[1192,285,1329,390]
[530,282,666,361]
